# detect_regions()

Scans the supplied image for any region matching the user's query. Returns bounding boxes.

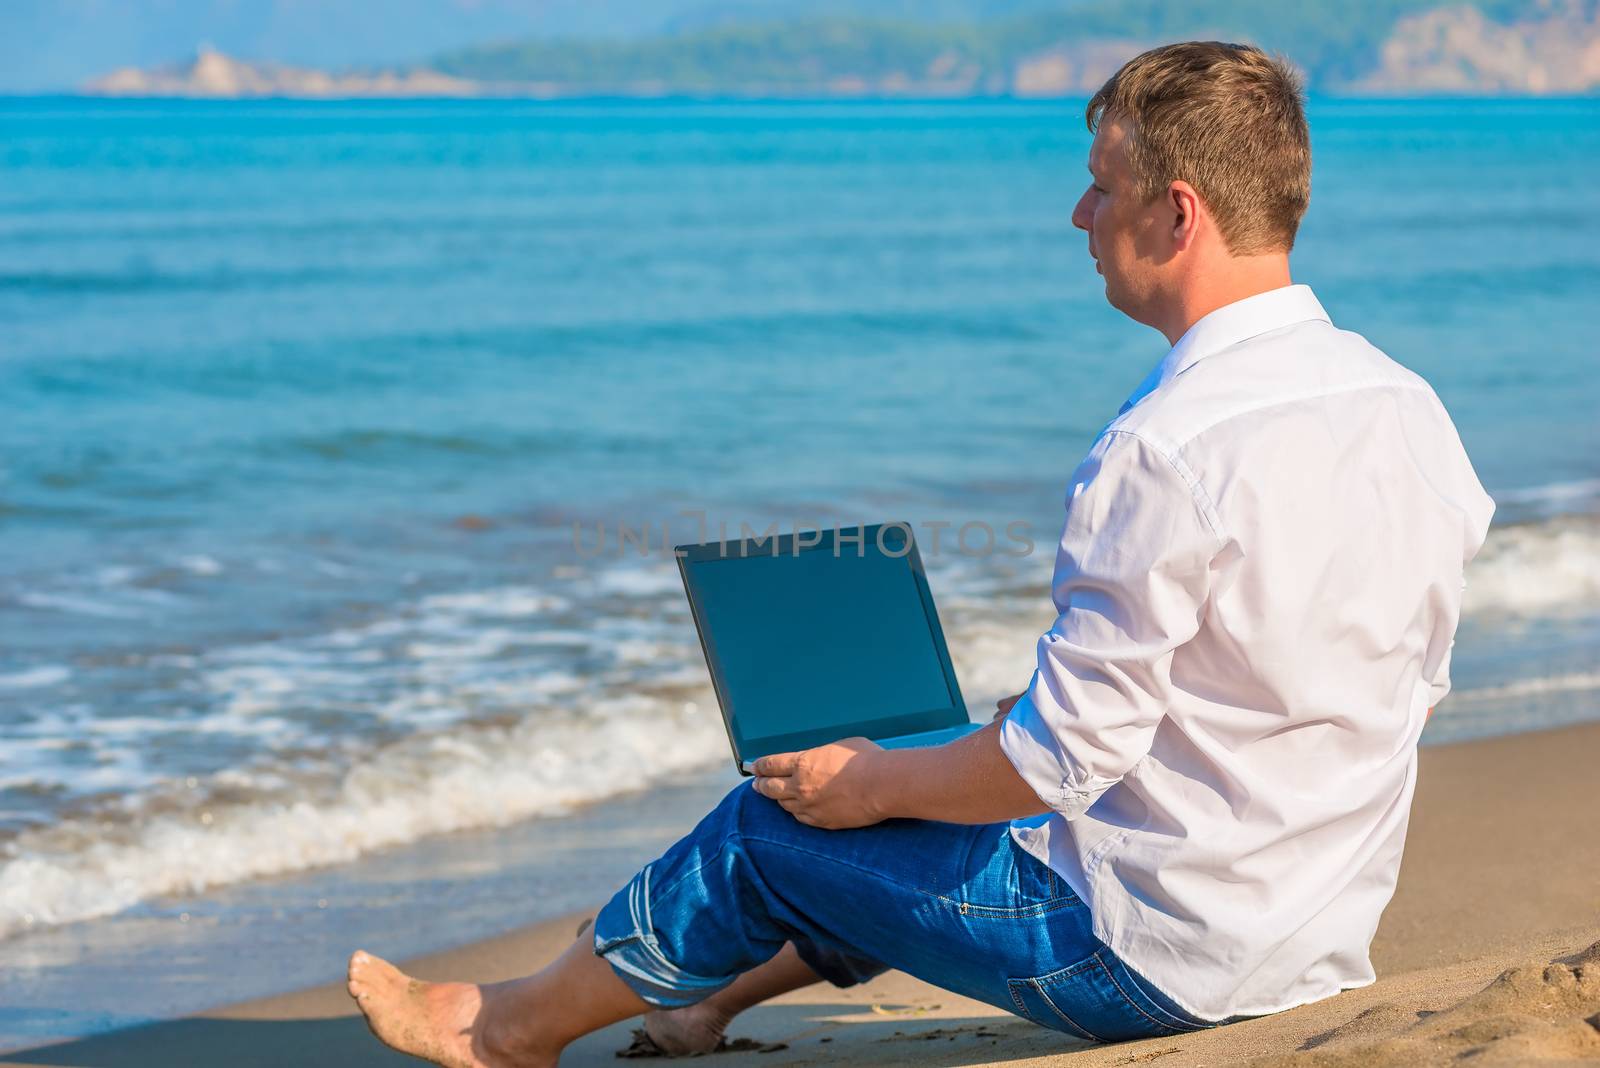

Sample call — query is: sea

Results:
[1,96,1597,1046]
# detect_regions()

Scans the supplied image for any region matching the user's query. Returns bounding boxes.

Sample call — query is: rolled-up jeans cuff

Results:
[591,863,736,1009]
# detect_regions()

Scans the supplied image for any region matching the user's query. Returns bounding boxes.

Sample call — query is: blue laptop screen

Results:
[678,525,968,764]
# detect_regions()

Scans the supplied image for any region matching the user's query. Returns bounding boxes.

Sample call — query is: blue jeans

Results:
[592,781,1212,1043]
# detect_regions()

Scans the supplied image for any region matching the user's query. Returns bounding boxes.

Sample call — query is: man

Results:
[347,41,1494,1066]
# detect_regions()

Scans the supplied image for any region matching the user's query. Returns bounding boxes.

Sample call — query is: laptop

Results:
[676,522,981,775]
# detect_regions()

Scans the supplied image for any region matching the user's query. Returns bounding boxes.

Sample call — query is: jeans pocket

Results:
[1007,951,1201,1043]
[1102,954,1214,1036]
[1015,843,1080,907]
[1006,959,1104,1041]
[943,828,1081,919]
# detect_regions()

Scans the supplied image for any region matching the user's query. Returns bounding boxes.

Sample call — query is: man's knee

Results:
[704,779,813,859]
[724,778,788,834]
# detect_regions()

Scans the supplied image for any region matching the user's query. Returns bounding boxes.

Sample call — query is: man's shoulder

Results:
[1109,318,1440,457]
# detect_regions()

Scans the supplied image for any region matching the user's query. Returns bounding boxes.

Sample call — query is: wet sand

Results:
[6,721,1599,1067]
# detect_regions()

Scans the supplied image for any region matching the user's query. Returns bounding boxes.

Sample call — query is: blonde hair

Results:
[1087,42,1311,255]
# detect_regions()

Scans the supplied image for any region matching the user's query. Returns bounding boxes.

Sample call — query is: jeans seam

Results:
[1107,963,1210,1033]
[742,812,1073,917]
[955,818,983,913]
[740,833,953,903]
[594,863,659,955]
[931,893,1078,919]
[652,804,925,907]
[647,786,819,905]
[1008,837,1079,908]
[1008,977,1099,1043]
[742,831,1071,918]
[1030,963,1109,1043]
[1093,953,1193,1036]
[1008,981,1030,1020]
[647,835,741,907]
[1008,956,1106,1042]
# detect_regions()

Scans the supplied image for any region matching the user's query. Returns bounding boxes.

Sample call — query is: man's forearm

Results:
[868,720,1052,825]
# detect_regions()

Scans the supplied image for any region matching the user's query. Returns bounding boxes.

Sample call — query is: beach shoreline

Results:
[7,719,1598,1067]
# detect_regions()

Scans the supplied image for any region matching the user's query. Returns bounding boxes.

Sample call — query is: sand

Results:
[6,721,1598,1067]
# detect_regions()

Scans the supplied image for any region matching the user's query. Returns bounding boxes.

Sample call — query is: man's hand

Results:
[993,692,1025,721]
[752,737,885,830]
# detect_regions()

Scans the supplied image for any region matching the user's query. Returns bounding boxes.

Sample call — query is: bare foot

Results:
[642,1002,734,1056]
[347,950,546,1068]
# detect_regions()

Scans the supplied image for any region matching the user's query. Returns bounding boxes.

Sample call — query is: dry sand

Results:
[6,722,1599,1067]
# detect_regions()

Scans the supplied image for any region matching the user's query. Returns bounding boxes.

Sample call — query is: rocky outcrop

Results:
[1350,0,1600,93]
[1010,40,1151,96]
[85,47,475,98]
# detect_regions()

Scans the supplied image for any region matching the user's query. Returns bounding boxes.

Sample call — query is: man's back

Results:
[1003,284,1496,1020]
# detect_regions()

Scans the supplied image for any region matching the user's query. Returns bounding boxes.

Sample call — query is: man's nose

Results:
[1070,190,1093,232]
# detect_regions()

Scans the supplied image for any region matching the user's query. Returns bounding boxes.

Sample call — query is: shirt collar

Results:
[1119,284,1332,414]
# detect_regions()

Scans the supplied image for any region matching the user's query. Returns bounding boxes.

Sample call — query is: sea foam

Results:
[1463,515,1600,616]
[0,692,728,938]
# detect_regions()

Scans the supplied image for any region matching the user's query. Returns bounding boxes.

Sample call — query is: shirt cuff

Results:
[998,689,1119,820]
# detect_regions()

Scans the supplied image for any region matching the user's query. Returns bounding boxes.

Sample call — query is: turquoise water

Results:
[0,98,1597,952]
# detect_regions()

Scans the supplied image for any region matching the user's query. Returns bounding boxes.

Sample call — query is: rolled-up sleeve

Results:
[999,430,1221,819]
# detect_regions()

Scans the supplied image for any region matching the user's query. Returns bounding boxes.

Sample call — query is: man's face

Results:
[1071,119,1167,321]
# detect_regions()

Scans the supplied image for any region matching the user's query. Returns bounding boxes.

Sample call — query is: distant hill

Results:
[82,0,1600,99]
[2,0,1085,93]
[430,0,1600,95]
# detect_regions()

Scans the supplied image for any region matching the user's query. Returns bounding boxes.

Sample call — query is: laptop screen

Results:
[677,523,968,765]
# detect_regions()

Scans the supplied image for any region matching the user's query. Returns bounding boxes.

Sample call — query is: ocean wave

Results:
[0,666,71,690]
[176,554,223,576]
[13,591,146,619]
[417,587,570,617]
[6,556,221,620]
[1493,478,1600,513]
[1451,671,1600,702]
[1463,514,1600,617]
[591,565,684,598]
[0,577,1041,939]
[0,692,729,938]
[0,563,696,933]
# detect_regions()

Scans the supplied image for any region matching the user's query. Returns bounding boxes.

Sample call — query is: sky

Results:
[0,0,1071,92]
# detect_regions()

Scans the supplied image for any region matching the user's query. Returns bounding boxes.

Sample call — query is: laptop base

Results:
[737,721,982,775]
[876,721,984,750]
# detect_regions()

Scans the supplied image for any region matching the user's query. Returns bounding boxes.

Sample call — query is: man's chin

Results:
[1101,279,1132,317]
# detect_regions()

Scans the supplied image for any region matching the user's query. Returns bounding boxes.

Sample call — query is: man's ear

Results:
[1168,180,1203,251]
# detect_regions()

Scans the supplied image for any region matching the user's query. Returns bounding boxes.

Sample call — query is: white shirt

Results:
[999,284,1495,1021]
